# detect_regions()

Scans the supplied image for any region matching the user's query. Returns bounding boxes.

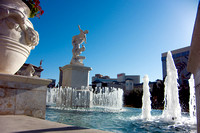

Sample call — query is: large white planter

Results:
[0,0,39,74]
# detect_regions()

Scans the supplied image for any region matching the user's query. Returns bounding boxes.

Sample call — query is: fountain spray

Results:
[189,74,196,121]
[142,75,151,120]
[162,51,181,121]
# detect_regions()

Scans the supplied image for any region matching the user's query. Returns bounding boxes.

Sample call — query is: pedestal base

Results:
[60,64,92,88]
[0,74,51,119]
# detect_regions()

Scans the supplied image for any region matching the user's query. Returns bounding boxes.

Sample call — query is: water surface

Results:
[46,107,196,133]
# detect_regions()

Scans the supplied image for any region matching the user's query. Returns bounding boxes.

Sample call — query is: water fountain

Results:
[47,87,92,108]
[46,51,197,132]
[46,87,123,109]
[189,74,197,122]
[141,75,151,120]
[162,51,181,121]
[93,87,123,109]
[45,24,197,131]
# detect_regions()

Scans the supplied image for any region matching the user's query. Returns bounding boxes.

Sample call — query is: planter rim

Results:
[0,0,30,18]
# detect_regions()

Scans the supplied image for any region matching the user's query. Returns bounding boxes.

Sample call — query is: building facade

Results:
[92,73,140,91]
[161,46,191,86]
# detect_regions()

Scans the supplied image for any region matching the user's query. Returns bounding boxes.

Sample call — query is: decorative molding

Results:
[0,5,39,49]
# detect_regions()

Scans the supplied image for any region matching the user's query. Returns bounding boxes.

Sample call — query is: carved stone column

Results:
[0,0,39,74]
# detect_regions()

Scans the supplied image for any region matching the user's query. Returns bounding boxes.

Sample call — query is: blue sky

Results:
[27,0,199,84]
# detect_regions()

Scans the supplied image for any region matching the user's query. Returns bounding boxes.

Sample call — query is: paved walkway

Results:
[0,115,112,133]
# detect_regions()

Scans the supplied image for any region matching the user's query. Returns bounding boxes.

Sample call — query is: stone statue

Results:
[21,64,35,77]
[70,25,89,66]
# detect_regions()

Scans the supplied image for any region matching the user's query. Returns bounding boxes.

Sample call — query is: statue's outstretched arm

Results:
[78,25,83,32]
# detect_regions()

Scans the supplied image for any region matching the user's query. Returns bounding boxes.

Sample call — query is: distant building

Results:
[48,79,56,88]
[133,82,155,92]
[15,63,43,78]
[161,46,191,86]
[92,73,140,91]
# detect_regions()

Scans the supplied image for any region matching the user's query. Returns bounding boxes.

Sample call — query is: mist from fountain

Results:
[47,87,92,108]
[189,74,196,123]
[162,51,181,121]
[141,75,151,120]
[46,86,123,109]
[46,87,57,106]
[93,87,123,109]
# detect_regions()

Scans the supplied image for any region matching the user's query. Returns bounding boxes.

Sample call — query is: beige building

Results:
[92,73,140,91]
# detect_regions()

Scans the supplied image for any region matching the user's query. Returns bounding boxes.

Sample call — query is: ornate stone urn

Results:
[0,0,39,74]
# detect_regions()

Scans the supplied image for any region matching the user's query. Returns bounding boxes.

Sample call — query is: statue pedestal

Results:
[0,74,51,119]
[60,64,92,88]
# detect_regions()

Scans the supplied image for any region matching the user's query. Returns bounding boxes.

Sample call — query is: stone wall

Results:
[0,74,51,119]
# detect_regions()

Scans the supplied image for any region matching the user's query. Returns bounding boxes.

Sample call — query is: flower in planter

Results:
[22,0,44,18]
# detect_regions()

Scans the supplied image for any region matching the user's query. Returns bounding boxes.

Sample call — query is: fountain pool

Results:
[45,51,197,132]
[46,107,196,133]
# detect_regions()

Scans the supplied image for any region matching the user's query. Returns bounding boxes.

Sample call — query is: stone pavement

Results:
[0,115,112,133]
